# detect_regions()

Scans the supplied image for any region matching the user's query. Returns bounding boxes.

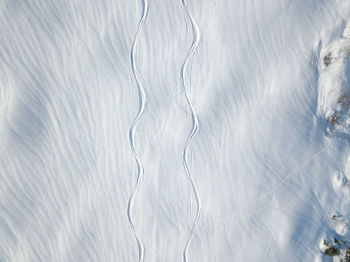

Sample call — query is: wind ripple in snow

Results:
[180,1,201,261]
[127,0,148,261]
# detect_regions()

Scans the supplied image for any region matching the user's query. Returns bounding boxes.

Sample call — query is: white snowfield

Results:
[2,0,350,261]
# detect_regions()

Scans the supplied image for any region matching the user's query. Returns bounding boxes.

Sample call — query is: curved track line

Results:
[202,139,333,226]
[128,0,148,261]
[180,1,201,262]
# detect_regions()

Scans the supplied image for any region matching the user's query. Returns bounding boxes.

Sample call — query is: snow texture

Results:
[1,0,350,261]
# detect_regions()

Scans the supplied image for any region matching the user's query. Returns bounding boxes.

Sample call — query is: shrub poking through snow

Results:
[324,246,340,256]
[328,114,341,127]
[338,95,350,110]
[323,53,332,67]
[317,27,350,138]
[321,235,350,260]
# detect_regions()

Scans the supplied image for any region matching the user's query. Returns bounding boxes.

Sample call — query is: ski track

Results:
[127,0,148,261]
[180,1,202,262]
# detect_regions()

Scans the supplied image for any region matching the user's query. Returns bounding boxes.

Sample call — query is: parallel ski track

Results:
[127,0,148,261]
[180,1,202,262]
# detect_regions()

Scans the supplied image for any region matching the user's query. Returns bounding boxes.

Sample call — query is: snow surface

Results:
[1,0,350,261]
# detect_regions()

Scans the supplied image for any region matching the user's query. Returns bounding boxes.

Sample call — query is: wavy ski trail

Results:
[127,0,148,261]
[180,1,202,262]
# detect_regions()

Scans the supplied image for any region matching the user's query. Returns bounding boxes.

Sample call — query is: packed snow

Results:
[1,0,350,261]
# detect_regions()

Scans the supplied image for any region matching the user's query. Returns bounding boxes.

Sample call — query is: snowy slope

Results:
[1,0,350,261]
